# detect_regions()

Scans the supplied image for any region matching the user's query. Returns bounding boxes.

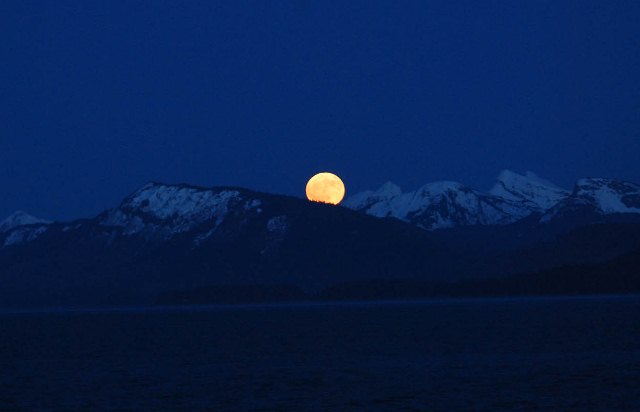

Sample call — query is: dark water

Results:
[1,296,640,411]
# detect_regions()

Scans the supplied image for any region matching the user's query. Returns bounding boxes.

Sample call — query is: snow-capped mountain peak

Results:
[415,181,467,196]
[540,178,640,222]
[342,181,402,211]
[0,211,51,248]
[376,181,403,197]
[337,171,640,230]
[100,182,263,239]
[344,177,536,230]
[0,211,50,233]
[489,170,569,210]
[573,178,640,213]
[120,182,244,220]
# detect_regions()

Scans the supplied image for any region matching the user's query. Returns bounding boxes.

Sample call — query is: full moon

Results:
[306,172,346,205]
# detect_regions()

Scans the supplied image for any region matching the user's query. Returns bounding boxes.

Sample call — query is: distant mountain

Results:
[2,173,640,309]
[0,183,455,308]
[0,211,49,233]
[488,170,569,210]
[0,211,50,247]
[342,179,533,230]
[345,170,640,231]
[541,178,640,223]
[98,182,264,240]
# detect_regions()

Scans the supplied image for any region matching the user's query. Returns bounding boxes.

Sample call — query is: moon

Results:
[306,172,346,205]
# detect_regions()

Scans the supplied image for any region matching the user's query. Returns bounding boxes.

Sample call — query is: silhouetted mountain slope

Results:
[0,183,457,307]
[2,178,640,309]
[156,246,640,304]
[480,246,640,296]
[452,222,640,279]
[319,247,640,301]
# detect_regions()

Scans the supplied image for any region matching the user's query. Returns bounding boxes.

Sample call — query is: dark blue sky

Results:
[2,1,639,221]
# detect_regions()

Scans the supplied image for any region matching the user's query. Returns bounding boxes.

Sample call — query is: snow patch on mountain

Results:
[489,170,569,210]
[574,178,640,213]
[100,183,262,238]
[121,183,240,220]
[267,215,288,234]
[345,179,536,230]
[541,178,640,222]
[0,211,50,233]
[61,223,82,233]
[0,211,51,248]
[3,225,48,247]
[343,182,402,212]
[373,181,471,221]
[193,227,218,246]
[344,171,594,230]
[345,170,640,229]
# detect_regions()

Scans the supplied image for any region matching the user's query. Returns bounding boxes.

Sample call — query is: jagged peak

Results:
[416,181,468,195]
[119,183,246,219]
[489,170,569,210]
[100,182,264,238]
[493,169,565,191]
[122,181,250,205]
[374,181,402,197]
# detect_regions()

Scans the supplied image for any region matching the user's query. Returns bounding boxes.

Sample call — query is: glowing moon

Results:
[306,172,346,205]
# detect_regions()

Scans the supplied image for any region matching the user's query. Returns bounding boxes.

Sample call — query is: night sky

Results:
[2,1,639,221]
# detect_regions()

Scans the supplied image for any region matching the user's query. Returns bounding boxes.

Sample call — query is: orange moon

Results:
[306,172,346,205]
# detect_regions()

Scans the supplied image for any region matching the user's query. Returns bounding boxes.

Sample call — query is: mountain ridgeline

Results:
[1,171,640,308]
[343,170,640,230]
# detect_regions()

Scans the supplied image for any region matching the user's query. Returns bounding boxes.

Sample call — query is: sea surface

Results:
[1,295,640,411]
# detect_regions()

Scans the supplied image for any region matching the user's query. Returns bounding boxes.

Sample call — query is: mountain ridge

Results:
[344,170,640,230]
[4,171,639,236]
[2,172,640,309]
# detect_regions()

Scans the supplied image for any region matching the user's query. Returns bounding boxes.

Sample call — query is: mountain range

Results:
[343,170,640,230]
[1,170,640,308]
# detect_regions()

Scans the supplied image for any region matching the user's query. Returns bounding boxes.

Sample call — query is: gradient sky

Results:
[2,1,639,221]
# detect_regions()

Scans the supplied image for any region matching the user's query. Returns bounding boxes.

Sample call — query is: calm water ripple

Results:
[1,296,640,411]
